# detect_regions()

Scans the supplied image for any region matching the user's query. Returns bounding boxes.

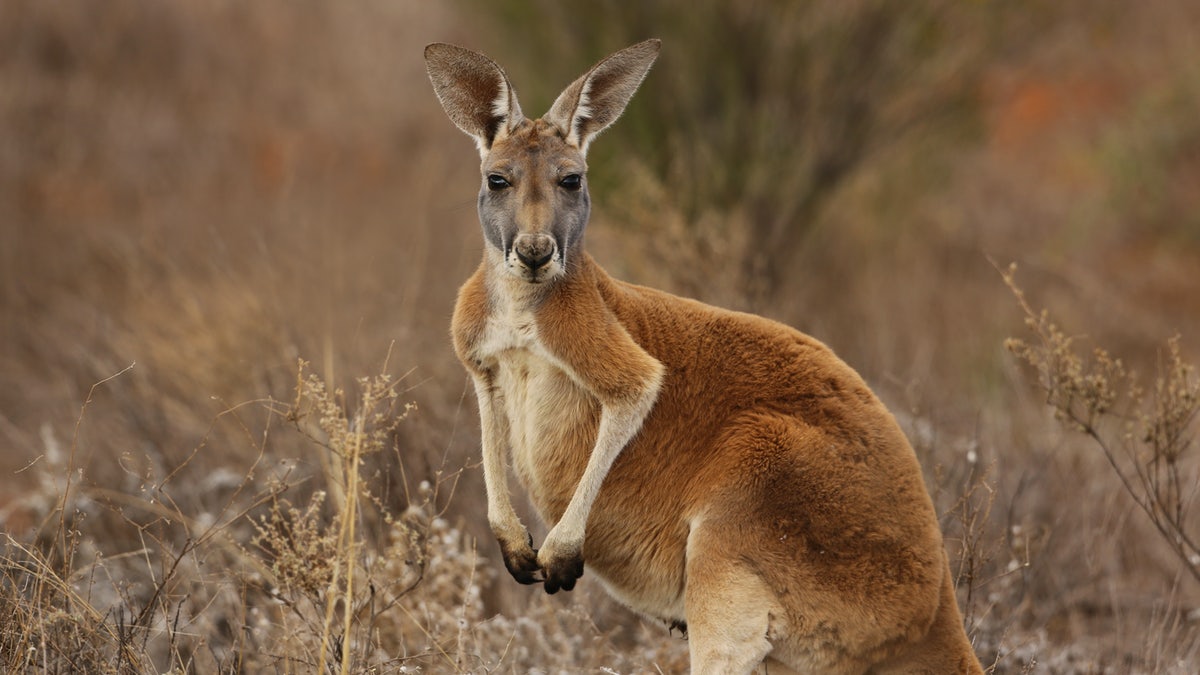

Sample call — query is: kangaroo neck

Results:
[484,248,603,312]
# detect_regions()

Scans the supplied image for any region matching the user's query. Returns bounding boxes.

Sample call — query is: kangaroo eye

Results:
[558,174,583,191]
[487,174,511,191]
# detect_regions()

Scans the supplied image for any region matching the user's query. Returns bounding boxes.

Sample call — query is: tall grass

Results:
[1,359,689,673]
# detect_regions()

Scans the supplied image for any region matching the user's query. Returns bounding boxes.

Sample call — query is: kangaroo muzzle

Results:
[513,233,557,273]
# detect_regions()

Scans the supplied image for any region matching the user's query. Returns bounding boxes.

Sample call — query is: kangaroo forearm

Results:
[472,376,522,539]
[552,379,661,544]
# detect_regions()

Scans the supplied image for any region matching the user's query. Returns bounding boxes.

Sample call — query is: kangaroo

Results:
[424,39,984,674]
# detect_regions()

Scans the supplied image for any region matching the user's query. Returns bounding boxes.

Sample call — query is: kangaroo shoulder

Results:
[532,260,664,403]
[451,264,497,373]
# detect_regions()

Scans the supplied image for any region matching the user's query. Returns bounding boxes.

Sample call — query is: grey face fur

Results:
[477,118,591,284]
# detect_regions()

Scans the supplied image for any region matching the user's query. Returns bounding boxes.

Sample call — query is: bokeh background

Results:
[2,0,1199,672]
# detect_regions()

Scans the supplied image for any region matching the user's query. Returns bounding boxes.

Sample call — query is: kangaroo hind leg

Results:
[683,521,780,675]
[684,500,873,675]
[869,566,985,675]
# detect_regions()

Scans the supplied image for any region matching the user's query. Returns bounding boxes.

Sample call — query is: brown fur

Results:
[426,39,984,674]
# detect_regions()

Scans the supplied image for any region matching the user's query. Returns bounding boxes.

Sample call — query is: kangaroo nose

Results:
[513,233,556,271]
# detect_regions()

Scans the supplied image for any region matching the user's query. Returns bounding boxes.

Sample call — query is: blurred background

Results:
[2,0,1199,671]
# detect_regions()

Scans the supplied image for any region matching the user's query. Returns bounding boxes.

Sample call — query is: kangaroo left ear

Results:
[544,39,660,156]
[425,43,525,157]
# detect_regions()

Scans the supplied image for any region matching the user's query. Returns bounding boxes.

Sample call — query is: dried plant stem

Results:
[317,408,365,675]
[340,416,363,674]
[56,363,135,568]
[1001,262,1200,583]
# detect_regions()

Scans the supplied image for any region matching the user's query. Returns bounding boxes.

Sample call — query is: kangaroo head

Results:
[425,40,660,284]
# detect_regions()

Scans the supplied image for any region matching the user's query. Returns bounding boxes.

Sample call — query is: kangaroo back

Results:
[425,40,984,675]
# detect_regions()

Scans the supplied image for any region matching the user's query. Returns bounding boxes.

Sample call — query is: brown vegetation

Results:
[1,0,1198,672]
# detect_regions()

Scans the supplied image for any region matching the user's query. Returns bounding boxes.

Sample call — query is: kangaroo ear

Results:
[425,43,525,157]
[545,39,660,156]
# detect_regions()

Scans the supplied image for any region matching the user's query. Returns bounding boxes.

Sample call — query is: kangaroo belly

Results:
[496,349,597,520]
[496,349,688,622]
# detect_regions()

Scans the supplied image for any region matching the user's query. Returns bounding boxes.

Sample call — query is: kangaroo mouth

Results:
[513,263,556,284]
[509,234,560,278]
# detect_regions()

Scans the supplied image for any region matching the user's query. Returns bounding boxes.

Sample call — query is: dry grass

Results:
[1004,265,1200,585]
[0,360,688,673]
[2,0,1200,672]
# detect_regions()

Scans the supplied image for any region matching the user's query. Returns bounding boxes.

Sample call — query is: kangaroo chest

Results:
[478,304,597,520]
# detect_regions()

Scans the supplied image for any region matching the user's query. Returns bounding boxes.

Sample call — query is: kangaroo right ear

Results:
[544,39,661,156]
[425,43,525,157]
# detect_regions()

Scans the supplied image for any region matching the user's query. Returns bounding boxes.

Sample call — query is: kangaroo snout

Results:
[513,233,556,272]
